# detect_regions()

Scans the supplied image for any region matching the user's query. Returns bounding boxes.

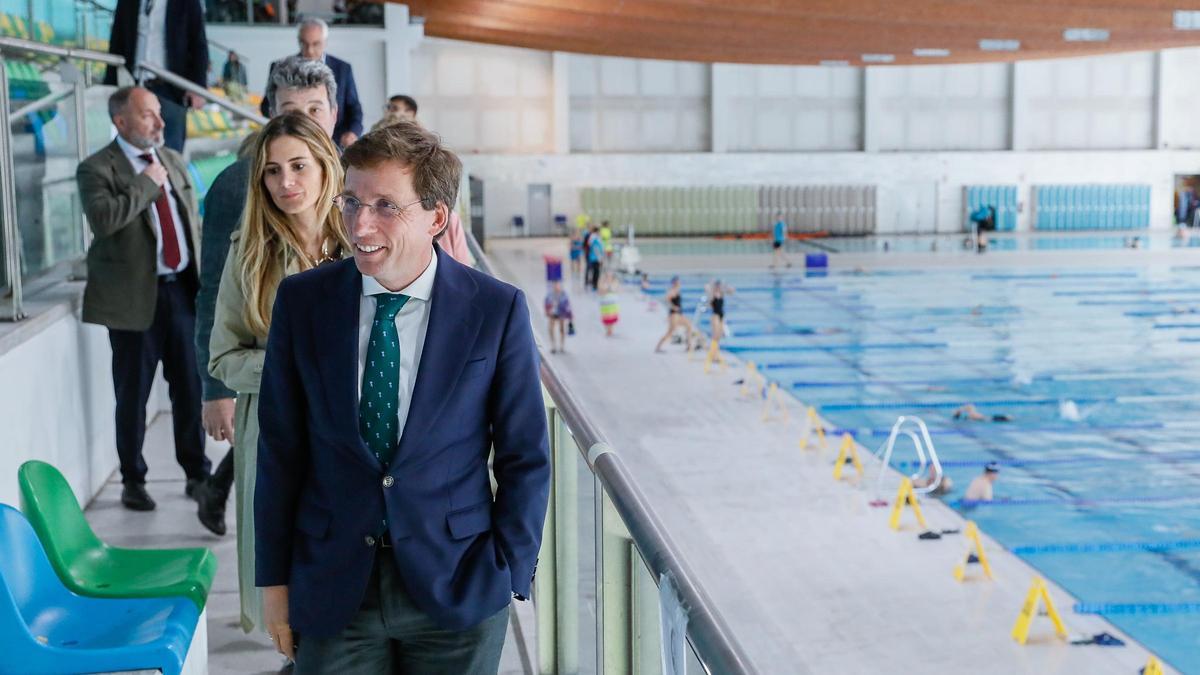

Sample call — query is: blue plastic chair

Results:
[0,505,199,675]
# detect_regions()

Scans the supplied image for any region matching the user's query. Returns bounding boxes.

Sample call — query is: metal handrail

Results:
[0,36,124,65]
[465,232,760,674]
[137,61,267,125]
[875,415,943,497]
[10,88,75,124]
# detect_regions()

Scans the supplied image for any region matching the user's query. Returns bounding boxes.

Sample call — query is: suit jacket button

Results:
[365,535,376,547]
[382,475,394,488]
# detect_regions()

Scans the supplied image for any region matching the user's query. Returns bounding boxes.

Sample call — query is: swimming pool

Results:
[651,267,1200,673]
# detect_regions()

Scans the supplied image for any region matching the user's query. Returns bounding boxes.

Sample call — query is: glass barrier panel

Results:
[8,74,85,279]
[566,419,599,674]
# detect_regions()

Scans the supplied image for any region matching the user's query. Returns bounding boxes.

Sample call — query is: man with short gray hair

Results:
[259,17,362,147]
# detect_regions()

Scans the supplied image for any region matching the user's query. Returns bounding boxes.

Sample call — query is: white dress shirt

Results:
[144,0,167,72]
[357,250,437,442]
[116,135,189,274]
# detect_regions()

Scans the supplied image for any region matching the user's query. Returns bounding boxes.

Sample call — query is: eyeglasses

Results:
[332,194,423,221]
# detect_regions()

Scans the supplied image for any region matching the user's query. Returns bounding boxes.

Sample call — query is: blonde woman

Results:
[209,111,349,633]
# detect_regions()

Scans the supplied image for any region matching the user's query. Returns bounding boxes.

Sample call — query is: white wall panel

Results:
[874,63,1010,151]
[569,55,711,152]
[1160,48,1200,149]
[1022,52,1155,150]
[721,64,862,152]
[411,37,555,154]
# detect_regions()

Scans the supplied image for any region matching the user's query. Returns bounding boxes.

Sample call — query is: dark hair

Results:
[984,462,1000,474]
[107,86,140,119]
[389,94,418,114]
[341,120,461,214]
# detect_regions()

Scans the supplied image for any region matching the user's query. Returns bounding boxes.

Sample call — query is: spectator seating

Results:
[17,460,216,611]
[0,504,201,675]
[1033,184,1151,230]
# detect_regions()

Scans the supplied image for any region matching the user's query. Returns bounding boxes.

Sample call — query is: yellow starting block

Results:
[739,361,764,399]
[703,339,726,373]
[760,382,790,422]
[1143,656,1164,675]
[887,477,926,529]
[1011,576,1068,645]
[832,432,864,481]
[952,520,994,581]
[799,406,827,450]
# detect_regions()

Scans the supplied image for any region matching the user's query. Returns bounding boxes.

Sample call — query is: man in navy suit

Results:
[260,17,363,148]
[105,0,209,152]
[255,121,550,672]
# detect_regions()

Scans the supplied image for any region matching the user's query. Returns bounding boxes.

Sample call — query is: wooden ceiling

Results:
[403,1,1200,66]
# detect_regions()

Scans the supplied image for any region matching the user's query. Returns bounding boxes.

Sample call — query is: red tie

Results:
[140,153,181,270]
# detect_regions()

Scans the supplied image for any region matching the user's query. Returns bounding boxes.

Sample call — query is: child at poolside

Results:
[544,280,572,353]
[568,228,584,281]
[599,272,620,336]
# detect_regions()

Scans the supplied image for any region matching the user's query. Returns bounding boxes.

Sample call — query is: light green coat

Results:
[208,234,300,633]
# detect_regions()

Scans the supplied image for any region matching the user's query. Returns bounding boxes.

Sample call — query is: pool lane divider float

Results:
[1012,539,1200,555]
[952,521,993,582]
[1074,602,1200,616]
[1012,577,1069,645]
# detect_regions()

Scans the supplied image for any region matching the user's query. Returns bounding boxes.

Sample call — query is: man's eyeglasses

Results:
[332,195,423,221]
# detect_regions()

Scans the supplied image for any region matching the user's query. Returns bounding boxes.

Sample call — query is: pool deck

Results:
[490,236,1190,674]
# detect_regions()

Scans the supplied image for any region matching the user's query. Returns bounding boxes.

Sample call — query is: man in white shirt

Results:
[77,86,208,512]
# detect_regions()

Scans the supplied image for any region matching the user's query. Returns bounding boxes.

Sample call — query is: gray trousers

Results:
[295,550,509,674]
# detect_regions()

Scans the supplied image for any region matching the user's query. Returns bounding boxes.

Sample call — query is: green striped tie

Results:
[360,293,409,467]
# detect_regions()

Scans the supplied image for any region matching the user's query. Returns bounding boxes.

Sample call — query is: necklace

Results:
[304,239,338,267]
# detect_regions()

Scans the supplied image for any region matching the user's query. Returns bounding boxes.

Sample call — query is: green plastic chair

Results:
[17,460,217,611]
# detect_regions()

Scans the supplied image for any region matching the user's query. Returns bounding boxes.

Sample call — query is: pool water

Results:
[651,267,1200,672]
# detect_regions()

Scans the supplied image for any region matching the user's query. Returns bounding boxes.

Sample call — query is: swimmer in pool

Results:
[963,462,1000,502]
[912,465,954,496]
[952,403,1013,423]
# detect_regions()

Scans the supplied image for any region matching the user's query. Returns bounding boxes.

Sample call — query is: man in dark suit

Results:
[259,17,363,148]
[255,121,549,672]
[77,87,211,511]
[193,55,341,536]
[104,0,209,153]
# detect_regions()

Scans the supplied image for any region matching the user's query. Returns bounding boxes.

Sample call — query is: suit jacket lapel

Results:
[315,259,382,470]
[397,248,483,461]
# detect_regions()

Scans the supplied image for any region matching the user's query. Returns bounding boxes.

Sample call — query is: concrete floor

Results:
[85,417,532,675]
[488,237,1184,675]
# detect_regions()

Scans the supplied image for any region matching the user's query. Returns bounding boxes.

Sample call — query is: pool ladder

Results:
[875,415,944,497]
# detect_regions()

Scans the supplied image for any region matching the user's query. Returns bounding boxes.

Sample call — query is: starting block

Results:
[952,521,994,582]
[887,477,926,529]
[832,432,863,481]
[799,406,827,450]
[1011,576,1068,645]
[703,339,726,373]
[760,382,790,422]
